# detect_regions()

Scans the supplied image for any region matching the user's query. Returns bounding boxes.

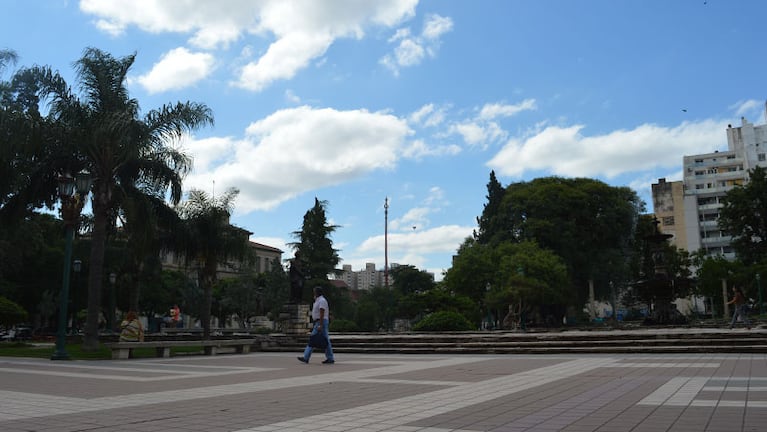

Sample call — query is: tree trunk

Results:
[83,197,107,350]
[200,269,212,340]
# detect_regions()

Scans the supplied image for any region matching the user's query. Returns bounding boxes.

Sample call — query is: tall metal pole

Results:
[757,273,763,315]
[51,225,74,360]
[384,197,389,288]
[109,273,117,333]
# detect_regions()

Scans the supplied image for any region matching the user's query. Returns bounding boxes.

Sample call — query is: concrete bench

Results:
[105,339,257,360]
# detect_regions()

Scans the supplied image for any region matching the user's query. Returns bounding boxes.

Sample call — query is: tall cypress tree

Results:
[290,198,340,298]
[474,170,507,245]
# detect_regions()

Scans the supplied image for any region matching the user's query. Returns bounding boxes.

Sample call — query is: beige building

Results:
[651,178,687,250]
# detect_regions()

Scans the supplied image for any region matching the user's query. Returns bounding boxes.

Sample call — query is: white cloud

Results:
[357,224,472,255]
[284,89,301,104]
[448,100,536,149]
[183,105,412,212]
[81,0,419,91]
[487,119,730,179]
[80,0,252,48]
[479,99,537,120]
[390,207,431,232]
[422,14,453,40]
[350,223,474,278]
[137,47,215,94]
[730,99,764,118]
[409,103,447,127]
[380,13,453,75]
[402,139,461,159]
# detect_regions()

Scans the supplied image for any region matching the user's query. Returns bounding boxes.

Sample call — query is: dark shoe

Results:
[297,356,308,364]
[322,359,335,364]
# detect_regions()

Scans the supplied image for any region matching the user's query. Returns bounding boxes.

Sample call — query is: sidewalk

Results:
[1,352,766,431]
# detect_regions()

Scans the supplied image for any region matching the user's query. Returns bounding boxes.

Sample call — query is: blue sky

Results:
[4,0,767,280]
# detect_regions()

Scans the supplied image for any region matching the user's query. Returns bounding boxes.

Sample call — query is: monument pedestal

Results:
[279,303,311,335]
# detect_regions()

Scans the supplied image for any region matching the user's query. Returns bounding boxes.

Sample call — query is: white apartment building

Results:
[336,262,409,291]
[673,116,767,258]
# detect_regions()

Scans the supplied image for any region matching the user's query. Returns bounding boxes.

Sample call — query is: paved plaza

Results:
[1,352,766,431]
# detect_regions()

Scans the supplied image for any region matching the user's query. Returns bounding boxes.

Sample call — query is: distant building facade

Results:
[161,228,282,280]
[653,115,767,259]
[335,262,435,291]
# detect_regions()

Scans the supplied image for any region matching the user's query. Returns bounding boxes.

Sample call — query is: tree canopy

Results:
[719,165,767,265]
[290,198,340,300]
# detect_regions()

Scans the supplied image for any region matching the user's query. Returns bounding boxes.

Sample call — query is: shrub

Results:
[330,319,359,332]
[412,311,473,332]
[252,326,273,334]
[0,296,28,329]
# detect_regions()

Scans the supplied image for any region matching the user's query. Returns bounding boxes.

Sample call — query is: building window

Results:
[662,216,674,226]
[759,153,766,162]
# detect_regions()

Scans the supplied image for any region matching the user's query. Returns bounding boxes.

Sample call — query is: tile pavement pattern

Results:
[1,352,766,431]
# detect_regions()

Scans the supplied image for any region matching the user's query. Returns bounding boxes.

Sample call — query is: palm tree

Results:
[175,188,251,339]
[41,48,213,349]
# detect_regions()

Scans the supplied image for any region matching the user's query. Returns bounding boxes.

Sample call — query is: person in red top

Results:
[727,287,751,330]
[170,304,180,328]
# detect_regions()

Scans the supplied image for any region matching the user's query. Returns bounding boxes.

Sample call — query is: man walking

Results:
[298,286,335,364]
[727,286,752,330]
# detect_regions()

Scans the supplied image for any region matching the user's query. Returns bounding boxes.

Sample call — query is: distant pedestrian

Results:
[727,286,751,330]
[119,311,144,342]
[297,286,335,364]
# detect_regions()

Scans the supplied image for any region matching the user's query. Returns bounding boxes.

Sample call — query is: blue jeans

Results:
[730,304,751,328]
[303,318,334,361]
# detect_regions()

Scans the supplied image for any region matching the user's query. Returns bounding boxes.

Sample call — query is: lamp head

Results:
[57,174,75,198]
[75,172,92,195]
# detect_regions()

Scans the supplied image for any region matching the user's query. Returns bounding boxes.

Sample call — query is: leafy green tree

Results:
[400,287,477,324]
[623,215,695,322]
[390,265,435,296]
[355,286,401,331]
[474,170,506,245]
[0,213,65,326]
[290,198,340,301]
[489,240,570,326]
[31,48,213,349]
[217,273,267,328]
[0,59,66,223]
[174,188,251,338]
[261,259,290,319]
[692,254,745,317]
[0,295,27,329]
[137,270,190,327]
[443,237,495,303]
[719,166,767,265]
[499,177,643,306]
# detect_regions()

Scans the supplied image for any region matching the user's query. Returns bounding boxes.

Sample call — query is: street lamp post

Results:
[109,272,117,333]
[72,259,82,334]
[757,273,763,316]
[52,172,91,361]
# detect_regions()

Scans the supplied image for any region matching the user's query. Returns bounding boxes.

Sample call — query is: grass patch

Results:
[0,342,205,360]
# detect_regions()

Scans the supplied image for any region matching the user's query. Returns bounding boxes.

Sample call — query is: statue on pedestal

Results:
[289,251,305,304]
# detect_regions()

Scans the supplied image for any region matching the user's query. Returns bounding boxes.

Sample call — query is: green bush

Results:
[412,311,473,331]
[0,296,28,328]
[252,326,273,334]
[330,319,359,332]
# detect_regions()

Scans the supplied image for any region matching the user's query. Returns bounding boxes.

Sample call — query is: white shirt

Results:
[312,295,329,320]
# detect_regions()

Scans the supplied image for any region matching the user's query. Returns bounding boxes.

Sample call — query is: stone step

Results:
[259,327,767,354]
